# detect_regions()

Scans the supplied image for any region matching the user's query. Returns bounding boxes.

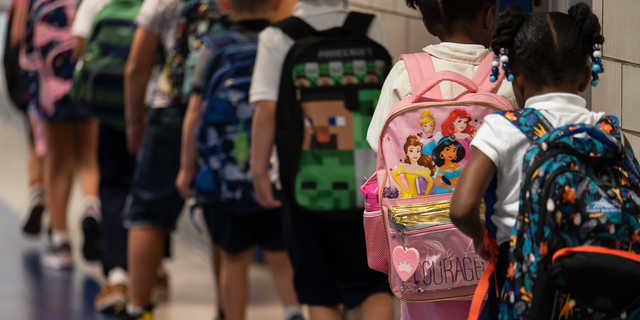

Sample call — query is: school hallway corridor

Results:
[0,10,293,320]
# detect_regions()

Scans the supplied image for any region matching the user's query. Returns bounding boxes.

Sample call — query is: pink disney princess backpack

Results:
[362,52,513,304]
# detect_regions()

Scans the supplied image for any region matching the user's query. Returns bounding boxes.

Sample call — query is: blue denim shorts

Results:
[125,106,185,233]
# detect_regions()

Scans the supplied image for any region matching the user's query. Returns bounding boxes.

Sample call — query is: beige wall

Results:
[347,0,440,60]
[591,0,640,151]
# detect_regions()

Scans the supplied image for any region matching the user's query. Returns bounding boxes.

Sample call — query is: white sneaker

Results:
[41,241,73,270]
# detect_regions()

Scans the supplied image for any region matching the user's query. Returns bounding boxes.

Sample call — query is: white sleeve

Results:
[71,0,108,38]
[366,60,411,152]
[366,18,394,59]
[249,27,294,105]
[469,114,512,168]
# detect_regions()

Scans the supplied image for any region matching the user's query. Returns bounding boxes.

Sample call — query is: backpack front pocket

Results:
[385,199,487,301]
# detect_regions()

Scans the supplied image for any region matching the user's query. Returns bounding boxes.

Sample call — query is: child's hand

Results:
[253,172,281,209]
[473,236,491,261]
[126,122,145,155]
[175,168,194,199]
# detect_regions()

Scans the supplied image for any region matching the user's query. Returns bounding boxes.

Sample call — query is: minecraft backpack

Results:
[194,30,261,213]
[274,12,392,218]
[71,0,144,130]
[364,52,513,302]
[492,109,640,320]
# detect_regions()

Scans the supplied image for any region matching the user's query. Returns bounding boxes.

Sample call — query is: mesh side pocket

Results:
[364,210,390,274]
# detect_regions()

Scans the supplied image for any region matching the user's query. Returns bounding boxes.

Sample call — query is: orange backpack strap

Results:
[467,231,500,320]
[472,52,505,93]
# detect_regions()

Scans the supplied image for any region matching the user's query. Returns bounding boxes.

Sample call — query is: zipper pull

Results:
[399,230,406,249]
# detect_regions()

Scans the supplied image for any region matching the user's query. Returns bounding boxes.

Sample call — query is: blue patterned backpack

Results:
[194,31,261,214]
[495,109,640,320]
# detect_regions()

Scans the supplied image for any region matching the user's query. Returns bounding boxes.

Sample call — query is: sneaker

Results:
[116,307,153,320]
[41,241,73,269]
[152,272,169,303]
[22,186,45,235]
[95,284,127,313]
[82,211,104,261]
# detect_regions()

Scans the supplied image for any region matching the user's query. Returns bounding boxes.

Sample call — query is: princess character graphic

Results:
[432,137,466,193]
[392,135,436,198]
[441,108,476,165]
[419,110,443,157]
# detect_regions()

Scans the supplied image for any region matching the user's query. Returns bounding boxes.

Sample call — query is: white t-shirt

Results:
[470,92,605,245]
[135,0,183,108]
[366,43,518,152]
[248,1,392,104]
[71,0,111,38]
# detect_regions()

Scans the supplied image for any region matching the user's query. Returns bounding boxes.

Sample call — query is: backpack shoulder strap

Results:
[597,115,622,141]
[398,52,441,99]
[200,31,242,52]
[272,16,317,41]
[472,52,505,92]
[342,12,374,37]
[498,109,554,142]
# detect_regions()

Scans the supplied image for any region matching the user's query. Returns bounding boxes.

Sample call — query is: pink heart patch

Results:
[393,246,419,282]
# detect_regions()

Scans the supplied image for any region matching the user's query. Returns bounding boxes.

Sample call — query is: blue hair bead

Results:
[507,74,514,82]
[592,64,602,72]
[591,79,599,87]
[595,58,602,64]
[502,64,510,71]
[489,75,497,83]
[492,67,499,74]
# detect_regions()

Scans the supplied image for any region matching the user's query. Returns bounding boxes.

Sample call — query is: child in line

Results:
[449,3,627,319]
[366,1,516,319]
[121,0,185,317]
[175,0,303,320]
[366,0,517,153]
[249,0,395,319]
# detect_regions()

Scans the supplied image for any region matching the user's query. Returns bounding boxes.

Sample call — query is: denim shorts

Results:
[125,106,185,233]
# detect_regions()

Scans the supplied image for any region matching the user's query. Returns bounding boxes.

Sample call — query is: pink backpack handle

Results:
[411,71,478,103]
[400,51,506,100]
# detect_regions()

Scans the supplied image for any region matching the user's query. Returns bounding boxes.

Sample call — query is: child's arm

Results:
[250,100,281,209]
[124,27,159,155]
[10,0,27,48]
[176,93,202,199]
[450,147,497,260]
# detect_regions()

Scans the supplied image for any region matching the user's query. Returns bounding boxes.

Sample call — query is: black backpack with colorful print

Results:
[274,12,391,219]
[496,109,640,320]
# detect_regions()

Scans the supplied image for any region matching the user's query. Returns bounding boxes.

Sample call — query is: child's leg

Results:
[27,120,44,188]
[359,293,394,320]
[308,306,341,320]
[263,250,298,307]
[128,226,165,308]
[42,121,76,233]
[74,119,100,198]
[23,119,45,235]
[220,247,254,320]
[211,243,225,318]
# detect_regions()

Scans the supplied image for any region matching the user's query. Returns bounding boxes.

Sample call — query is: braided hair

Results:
[491,3,604,88]
[405,0,497,36]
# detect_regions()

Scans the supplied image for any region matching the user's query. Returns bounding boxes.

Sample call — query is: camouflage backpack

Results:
[163,0,228,105]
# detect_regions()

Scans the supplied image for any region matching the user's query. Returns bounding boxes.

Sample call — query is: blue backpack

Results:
[194,31,261,214]
[496,109,640,320]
